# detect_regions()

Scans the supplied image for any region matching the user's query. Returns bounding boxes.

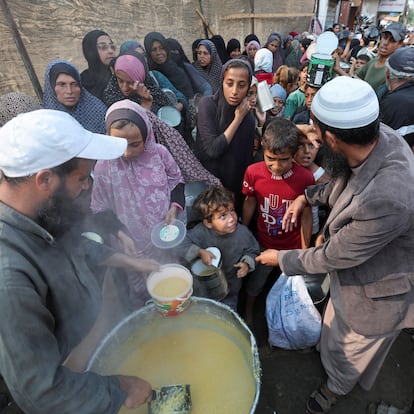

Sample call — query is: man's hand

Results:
[296,124,321,149]
[117,375,152,409]
[255,249,279,267]
[282,194,308,232]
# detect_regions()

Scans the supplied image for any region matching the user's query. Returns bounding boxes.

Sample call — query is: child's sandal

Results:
[306,384,337,413]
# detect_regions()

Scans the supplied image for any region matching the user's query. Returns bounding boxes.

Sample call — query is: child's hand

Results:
[199,248,216,266]
[234,261,249,278]
[164,205,178,225]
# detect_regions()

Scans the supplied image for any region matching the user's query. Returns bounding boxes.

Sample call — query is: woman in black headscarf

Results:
[144,32,194,100]
[226,38,242,59]
[80,30,115,101]
[194,59,255,213]
[211,34,229,63]
[166,38,213,97]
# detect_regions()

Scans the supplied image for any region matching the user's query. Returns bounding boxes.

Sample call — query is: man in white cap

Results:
[256,76,414,413]
[380,46,414,152]
[0,110,153,413]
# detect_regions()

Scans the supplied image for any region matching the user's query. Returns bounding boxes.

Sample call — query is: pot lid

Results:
[316,31,338,55]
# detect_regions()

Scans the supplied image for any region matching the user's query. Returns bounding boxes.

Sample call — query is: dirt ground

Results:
[251,275,414,414]
[1,275,413,414]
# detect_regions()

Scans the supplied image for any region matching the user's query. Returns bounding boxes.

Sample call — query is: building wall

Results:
[0,0,314,99]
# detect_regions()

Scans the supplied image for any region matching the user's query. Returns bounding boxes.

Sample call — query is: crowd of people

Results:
[0,20,413,414]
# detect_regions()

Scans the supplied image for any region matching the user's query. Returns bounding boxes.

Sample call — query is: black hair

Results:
[192,186,235,222]
[314,117,380,146]
[262,118,301,155]
[357,54,371,62]
[2,158,79,186]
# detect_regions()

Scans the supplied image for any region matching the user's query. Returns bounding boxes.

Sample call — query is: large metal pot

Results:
[87,298,261,414]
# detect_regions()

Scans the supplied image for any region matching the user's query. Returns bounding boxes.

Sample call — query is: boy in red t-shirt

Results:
[242,118,315,324]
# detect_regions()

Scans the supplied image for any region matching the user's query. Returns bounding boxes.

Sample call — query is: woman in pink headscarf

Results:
[102,52,171,114]
[91,99,185,307]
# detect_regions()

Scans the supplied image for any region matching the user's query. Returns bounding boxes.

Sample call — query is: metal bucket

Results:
[307,53,334,87]
[191,258,229,301]
[87,298,261,414]
[304,273,330,305]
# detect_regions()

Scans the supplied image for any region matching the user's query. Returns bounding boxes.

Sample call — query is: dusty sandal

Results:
[306,384,337,413]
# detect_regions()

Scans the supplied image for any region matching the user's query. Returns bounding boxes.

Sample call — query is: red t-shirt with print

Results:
[243,161,315,249]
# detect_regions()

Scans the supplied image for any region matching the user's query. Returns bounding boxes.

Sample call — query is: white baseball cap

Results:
[311,76,379,129]
[0,109,127,177]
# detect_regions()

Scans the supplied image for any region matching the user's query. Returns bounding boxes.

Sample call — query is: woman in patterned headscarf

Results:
[102,51,171,114]
[193,39,223,93]
[43,59,106,134]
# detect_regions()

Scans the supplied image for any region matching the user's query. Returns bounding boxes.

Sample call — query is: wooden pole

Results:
[196,7,215,37]
[0,0,43,100]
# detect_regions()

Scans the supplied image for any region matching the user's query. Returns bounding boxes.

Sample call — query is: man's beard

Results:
[318,141,351,179]
[36,178,82,237]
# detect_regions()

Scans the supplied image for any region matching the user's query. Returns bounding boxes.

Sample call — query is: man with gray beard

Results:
[256,76,414,413]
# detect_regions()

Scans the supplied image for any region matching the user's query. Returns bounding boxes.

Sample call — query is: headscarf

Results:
[254,48,273,73]
[243,34,260,50]
[284,39,303,69]
[92,99,184,257]
[0,92,40,127]
[80,29,113,100]
[192,38,203,62]
[226,38,241,57]
[270,83,287,103]
[246,40,261,54]
[210,34,229,63]
[195,59,255,205]
[103,51,170,113]
[120,40,145,55]
[115,54,147,83]
[43,59,106,133]
[193,39,223,93]
[265,33,285,72]
[166,38,191,67]
[144,32,194,99]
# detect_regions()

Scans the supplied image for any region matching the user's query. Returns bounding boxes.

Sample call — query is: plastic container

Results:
[157,106,181,127]
[146,264,193,316]
[307,53,335,87]
[150,219,186,249]
[256,80,275,112]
